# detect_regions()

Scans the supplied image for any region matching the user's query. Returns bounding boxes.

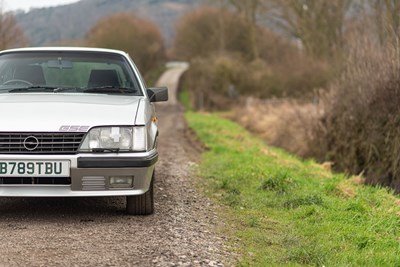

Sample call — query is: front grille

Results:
[0,132,85,154]
[0,177,71,185]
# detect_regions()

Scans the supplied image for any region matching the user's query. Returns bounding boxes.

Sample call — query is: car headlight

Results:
[79,126,147,152]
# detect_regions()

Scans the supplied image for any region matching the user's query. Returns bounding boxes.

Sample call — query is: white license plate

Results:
[0,160,70,177]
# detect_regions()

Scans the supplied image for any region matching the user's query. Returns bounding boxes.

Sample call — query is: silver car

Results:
[0,47,168,215]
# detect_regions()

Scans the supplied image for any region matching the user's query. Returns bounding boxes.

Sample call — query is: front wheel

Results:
[126,172,154,215]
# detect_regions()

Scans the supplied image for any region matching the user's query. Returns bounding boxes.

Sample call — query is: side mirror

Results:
[147,87,168,102]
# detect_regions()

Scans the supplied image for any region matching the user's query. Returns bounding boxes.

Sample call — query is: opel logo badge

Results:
[23,136,39,151]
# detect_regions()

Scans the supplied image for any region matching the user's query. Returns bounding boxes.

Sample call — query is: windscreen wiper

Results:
[8,86,59,93]
[7,86,79,93]
[83,86,138,94]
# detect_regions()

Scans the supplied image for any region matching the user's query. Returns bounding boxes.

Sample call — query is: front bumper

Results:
[0,150,157,197]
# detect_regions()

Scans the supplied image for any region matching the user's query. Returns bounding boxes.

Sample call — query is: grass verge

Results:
[186,112,400,266]
[178,86,192,111]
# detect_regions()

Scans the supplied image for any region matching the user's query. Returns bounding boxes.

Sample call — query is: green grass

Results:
[186,112,400,266]
[178,86,192,111]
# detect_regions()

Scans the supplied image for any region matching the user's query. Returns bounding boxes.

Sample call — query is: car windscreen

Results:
[0,51,144,96]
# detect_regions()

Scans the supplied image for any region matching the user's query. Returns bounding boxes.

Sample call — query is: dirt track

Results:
[0,67,231,266]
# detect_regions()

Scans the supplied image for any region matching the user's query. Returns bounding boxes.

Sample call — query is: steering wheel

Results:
[3,79,33,86]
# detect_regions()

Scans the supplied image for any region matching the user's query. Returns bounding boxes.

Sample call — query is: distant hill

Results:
[14,0,202,47]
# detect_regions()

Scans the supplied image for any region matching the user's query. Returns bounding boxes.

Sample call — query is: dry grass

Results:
[227,36,400,192]
[228,97,322,158]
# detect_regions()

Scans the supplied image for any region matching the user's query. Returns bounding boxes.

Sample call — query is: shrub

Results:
[183,52,331,110]
[173,7,252,60]
[86,12,165,77]
[0,12,28,49]
[183,54,242,110]
[314,37,400,190]
[238,56,332,98]
[176,6,333,109]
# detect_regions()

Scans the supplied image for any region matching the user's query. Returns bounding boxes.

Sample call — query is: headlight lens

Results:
[79,126,147,152]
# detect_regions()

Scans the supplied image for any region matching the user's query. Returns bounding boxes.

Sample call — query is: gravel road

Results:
[0,66,232,267]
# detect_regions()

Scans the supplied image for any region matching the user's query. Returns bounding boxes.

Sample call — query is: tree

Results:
[0,11,28,49]
[225,0,268,60]
[173,7,252,60]
[86,13,165,76]
[274,0,352,59]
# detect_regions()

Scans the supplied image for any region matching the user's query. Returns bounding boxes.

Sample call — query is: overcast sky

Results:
[3,0,80,12]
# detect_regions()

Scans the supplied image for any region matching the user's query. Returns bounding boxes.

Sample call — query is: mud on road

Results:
[0,67,232,267]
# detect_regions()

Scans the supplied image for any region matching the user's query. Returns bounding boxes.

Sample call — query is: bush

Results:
[183,52,331,110]
[182,54,241,110]
[86,12,165,78]
[314,38,400,190]
[173,7,252,60]
[239,56,332,98]
[175,6,333,109]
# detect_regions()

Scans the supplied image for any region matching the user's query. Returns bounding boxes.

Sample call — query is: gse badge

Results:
[59,125,90,132]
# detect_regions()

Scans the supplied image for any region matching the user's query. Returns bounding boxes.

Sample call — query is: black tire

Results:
[126,172,154,215]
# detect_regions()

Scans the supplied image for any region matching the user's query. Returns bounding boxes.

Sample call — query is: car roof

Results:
[0,47,129,57]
